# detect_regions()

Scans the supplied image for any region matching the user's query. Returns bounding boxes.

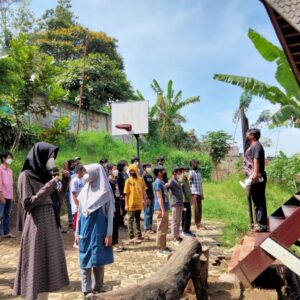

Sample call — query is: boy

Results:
[70,164,86,247]
[153,166,171,255]
[142,163,155,234]
[189,159,205,229]
[180,166,195,237]
[0,151,16,239]
[124,164,148,243]
[166,167,184,245]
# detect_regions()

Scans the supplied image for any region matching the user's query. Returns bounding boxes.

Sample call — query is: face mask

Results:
[6,158,13,165]
[103,163,108,168]
[123,166,128,172]
[146,167,151,173]
[130,172,136,177]
[184,172,189,177]
[134,162,139,167]
[83,173,90,182]
[192,166,198,171]
[46,158,55,170]
[112,169,119,177]
[177,174,183,181]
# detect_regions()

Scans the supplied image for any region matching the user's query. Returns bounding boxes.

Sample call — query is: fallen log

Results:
[90,238,208,300]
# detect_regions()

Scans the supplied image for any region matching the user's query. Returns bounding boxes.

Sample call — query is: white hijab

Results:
[78,163,114,217]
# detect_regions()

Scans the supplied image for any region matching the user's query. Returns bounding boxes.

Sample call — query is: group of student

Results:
[65,155,205,256]
[0,141,205,300]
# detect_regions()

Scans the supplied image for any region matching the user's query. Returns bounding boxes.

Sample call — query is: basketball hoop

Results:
[115,124,132,132]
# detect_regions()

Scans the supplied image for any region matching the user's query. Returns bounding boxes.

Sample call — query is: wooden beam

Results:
[261,238,300,276]
[261,1,300,85]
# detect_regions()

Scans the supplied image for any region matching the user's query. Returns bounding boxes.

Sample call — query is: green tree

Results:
[60,53,135,110]
[38,0,77,30]
[150,79,200,143]
[214,29,300,128]
[0,33,64,151]
[201,131,232,180]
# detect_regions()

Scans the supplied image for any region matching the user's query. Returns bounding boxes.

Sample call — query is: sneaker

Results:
[113,245,124,252]
[3,233,16,238]
[73,242,79,249]
[129,238,142,244]
[157,247,172,256]
[172,239,181,245]
[182,231,196,237]
[84,291,93,299]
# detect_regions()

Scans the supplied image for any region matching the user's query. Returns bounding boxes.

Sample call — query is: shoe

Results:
[3,233,16,238]
[172,239,181,245]
[84,291,93,299]
[129,238,142,244]
[157,247,172,256]
[73,242,79,249]
[182,231,196,237]
[93,285,112,293]
[113,245,124,252]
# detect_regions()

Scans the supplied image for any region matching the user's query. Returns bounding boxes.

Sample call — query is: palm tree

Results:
[150,79,200,142]
[214,29,300,128]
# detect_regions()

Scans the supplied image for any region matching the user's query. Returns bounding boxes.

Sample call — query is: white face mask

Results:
[103,163,108,168]
[134,162,139,167]
[112,169,119,177]
[146,167,151,173]
[6,158,13,165]
[177,174,183,181]
[123,166,128,172]
[46,157,55,170]
[83,173,90,182]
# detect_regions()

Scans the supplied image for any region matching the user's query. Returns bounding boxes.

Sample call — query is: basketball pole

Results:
[134,134,140,161]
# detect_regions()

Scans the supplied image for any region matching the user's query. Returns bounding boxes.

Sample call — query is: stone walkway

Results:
[0,216,241,300]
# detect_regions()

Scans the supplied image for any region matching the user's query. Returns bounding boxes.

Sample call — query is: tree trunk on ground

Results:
[90,238,208,300]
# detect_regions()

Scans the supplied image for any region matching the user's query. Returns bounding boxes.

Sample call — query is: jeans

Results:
[0,202,5,236]
[182,202,192,233]
[80,266,104,293]
[128,210,142,239]
[192,195,202,227]
[144,198,154,230]
[171,206,183,238]
[250,175,268,230]
[65,190,73,226]
[113,202,121,245]
[3,199,12,235]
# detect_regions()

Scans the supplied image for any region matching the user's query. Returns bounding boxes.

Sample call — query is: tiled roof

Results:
[265,0,300,31]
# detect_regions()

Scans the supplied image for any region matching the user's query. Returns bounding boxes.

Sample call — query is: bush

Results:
[267,151,300,192]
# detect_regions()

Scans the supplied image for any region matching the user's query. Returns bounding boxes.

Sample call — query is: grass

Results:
[12,131,293,248]
[203,174,292,247]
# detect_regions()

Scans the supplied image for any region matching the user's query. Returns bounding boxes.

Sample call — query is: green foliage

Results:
[38,0,77,30]
[150,79,200,144]
[201,131,232,166]
[0,33,65,151]
[203,173,291,247]
[40,116,73,145]
[214,29,300,128]
[267,151,300,193]
[60,53,135,110]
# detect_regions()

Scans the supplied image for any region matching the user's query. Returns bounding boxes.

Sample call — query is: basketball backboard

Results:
[111,101,149,136]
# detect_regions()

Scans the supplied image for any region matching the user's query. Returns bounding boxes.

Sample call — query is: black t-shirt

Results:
[251,142,265,174]
[143,173,154,200]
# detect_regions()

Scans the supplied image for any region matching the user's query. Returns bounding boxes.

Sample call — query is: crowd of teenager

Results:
[0,143,205,300]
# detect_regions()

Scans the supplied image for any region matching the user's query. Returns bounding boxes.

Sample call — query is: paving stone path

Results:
[0,216,244,300]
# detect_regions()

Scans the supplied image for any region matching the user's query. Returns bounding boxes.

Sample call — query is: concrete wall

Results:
[29,100,111,133]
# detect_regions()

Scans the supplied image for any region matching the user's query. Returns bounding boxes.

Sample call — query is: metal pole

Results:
[134,134,140,160]
[77,29,88,134]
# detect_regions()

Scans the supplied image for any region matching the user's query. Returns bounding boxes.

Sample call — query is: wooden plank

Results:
[239,236,255,261]
[261,238,300,276]
[268,216,285,232]
[228,244,242,272]
[282,205,299,217]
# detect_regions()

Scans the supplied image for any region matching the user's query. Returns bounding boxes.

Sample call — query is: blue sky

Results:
[30,0,300,156]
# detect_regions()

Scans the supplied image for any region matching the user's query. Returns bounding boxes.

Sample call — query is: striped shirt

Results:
[189,169,202,195]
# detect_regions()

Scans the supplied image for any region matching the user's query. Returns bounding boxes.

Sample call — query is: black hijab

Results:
[22,142,59,183]
[21,142,61,228]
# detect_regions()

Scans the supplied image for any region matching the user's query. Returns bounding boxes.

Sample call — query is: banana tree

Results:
[150,79,200,142]
[214,29,300,128]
